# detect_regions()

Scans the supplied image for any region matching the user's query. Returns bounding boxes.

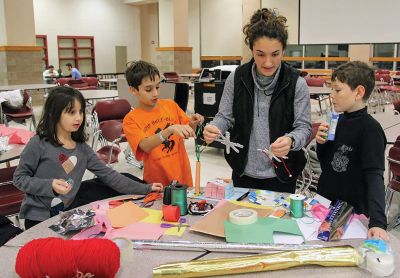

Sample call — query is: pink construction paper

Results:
[105,222,166,240]
[0,124,34,144]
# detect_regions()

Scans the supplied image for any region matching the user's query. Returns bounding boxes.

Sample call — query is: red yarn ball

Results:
[15,237,120,278]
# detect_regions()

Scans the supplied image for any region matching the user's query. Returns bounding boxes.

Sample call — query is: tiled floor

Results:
[4,91,400,238]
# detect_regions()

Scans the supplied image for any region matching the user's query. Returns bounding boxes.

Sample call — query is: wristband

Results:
[158,130,166,142]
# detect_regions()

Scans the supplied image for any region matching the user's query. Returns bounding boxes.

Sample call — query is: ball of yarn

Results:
[15,237,120,278]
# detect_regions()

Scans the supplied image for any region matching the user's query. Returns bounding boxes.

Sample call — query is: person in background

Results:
[316,61,388,241]
[43,65,58,84]
[66,63,82,80]
[203,8,311,193]
[14,86,162,230]
[123,60,204,187]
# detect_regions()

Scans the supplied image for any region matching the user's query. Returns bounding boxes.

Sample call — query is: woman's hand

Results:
[151,183,163,193]
[190,113,204,127]
[52,179,72,195]
[203,124,221,144]
[270,136,292,157]
[368,227,390,241]
[316,123,329,144]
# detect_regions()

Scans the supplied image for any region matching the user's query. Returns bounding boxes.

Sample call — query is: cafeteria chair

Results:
[385,146,400,230]
[305,77,331,115]
[1,91,36,130]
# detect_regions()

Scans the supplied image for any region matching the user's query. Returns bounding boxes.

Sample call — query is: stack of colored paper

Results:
[205,179,234,199]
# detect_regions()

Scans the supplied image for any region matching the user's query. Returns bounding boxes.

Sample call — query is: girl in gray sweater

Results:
[14,87,162,229]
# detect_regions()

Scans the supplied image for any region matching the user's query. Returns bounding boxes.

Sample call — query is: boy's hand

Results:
[270,136,292,157]
[168,125,195,139]
[316,123,329,144]
[190,113,204,126]
[52,179,72,195]
[368,227,390,241]
[151,183,163,192]
[203,124,221,144]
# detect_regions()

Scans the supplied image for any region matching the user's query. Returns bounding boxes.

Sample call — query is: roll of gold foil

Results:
[153,246,362,277]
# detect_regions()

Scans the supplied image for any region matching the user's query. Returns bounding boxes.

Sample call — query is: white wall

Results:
[33,0,141,73]
[188,0,200,68]
[262,0,299,45]
[200,0,242,56]
[158,0,174,46]
[140,3,159,64]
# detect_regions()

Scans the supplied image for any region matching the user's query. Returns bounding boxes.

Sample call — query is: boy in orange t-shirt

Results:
[122,61,203,187]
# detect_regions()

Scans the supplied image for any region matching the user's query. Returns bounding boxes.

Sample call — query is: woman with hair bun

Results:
[203,8,311,193]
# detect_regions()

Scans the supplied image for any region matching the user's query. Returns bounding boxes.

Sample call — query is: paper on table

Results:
[141,208,186,236]
[107,202,149,228]
[296,217,368,242]
[224,217,303,244]
[190,201,272,238]
[106,222,165,240]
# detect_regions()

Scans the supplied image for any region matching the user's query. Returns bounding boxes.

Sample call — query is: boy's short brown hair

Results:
[125,60,160,90]
[332,61,375,101]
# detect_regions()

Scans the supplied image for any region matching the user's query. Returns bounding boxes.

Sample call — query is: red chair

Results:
[1,91,36,130]
[94,120,123,165]
[375,73,392,83]
[376,69,391,75]
[0,166,24,227]
[305,77,330,114]
[394,100,400,114]
[163,72,181,83]
[385,146,400,230]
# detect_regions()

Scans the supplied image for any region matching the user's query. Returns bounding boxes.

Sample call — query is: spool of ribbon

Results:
[163,205,181,222]
[171,183,188,216]
[228,209,258,225]
[163,186,171,205]
[289,194,306,218]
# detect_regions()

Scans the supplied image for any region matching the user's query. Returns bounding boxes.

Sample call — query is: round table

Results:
[1,197,399,277]
[0,144,25,164]
[79,89,119,100]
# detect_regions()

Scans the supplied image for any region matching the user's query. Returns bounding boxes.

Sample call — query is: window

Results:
[304,45,325,69]
[57,36,96,74]
[327,44,349,69]
[36,35,48,70]
[285,45,303,69]
[372,43,395,70]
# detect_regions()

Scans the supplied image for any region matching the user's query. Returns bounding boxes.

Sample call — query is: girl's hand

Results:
[190,113,204,126]
[368,227,390,242]
[52,179,72,195]
[151,183,163,193]
[270,136,292,157]
[168,125,195,139]
[316,123,329,144]
[203,124,221,144]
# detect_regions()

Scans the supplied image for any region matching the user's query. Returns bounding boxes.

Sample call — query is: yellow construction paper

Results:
[229,200,273,210]
[141,208,186,236]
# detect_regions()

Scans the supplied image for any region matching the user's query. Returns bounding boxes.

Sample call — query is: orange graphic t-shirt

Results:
[123,99,193,187]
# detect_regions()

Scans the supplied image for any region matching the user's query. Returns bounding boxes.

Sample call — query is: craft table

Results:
[1,196,399,277]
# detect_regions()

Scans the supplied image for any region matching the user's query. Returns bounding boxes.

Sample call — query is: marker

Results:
[236,191,250,201]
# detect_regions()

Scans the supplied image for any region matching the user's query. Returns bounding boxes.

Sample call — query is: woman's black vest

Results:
[225,60,306,182]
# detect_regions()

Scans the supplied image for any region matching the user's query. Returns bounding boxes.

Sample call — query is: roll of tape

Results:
[228,209,258,225]
[163,205,181,222]
[111,237,133,262]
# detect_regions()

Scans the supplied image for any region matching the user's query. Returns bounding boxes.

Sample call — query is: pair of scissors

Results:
[214,131,244,154]
[257,148,287,162]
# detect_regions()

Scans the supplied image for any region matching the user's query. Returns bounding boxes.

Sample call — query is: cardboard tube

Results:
[195,161,201,194]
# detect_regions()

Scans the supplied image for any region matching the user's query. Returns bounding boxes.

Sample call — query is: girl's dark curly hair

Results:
[243,8,288,50]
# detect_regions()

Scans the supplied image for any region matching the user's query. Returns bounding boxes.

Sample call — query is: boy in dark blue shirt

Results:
[316,61,388,241]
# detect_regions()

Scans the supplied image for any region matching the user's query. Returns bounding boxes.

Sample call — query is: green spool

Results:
[171,183,188,216]
[289,194,305,218]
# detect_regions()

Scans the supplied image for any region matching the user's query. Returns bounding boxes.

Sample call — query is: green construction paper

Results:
[224,217,304,244]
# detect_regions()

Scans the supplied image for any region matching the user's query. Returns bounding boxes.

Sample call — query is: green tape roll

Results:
[171,183,188,216]
[289,194,305,218]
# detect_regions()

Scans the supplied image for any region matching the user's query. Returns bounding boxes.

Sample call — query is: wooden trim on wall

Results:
[156,47,193,51]
[303,69,333,74]
[0,46,43,52]
[283,56,350,61]
[369,57,400,62]
[201,56,242,61]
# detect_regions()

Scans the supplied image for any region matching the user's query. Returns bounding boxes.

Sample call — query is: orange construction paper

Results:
[107,202,149,228]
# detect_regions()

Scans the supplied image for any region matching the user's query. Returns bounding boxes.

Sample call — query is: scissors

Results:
[214,131,244,154]
[257,148,287,162]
